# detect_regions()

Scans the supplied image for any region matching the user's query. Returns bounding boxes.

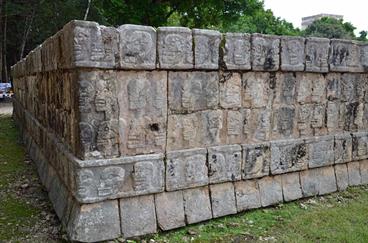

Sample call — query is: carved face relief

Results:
[311,105,324,128]
[357,137,368,157]
[333,44,348,65]
[361,46,368,66]
[287,40,303,65]
[209,153,226,179]
[95,88,110,112]
[196,36,210,65]
[227,111,242,135]
[124,31,152,63]
[96,120,119,154]
[133,161,154,191]
[183,116,197,142]
[79,80,94,113]
[74,26,89,61]
[163,34,190,64]
[127,121,145,149]
[185,155,205,183]
[97,167,125,197]
[80,122,94,149]
[233,39,249,65]
[253,38,267,65]
[207,112,223,142]
[77,169,95,198]
[128,79,146,110]
[182,79,202,109]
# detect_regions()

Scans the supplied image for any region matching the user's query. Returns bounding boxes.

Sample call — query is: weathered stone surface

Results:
[183,187,212,224]
[326,73,341,101]
[305,37,329,73]
[251,34,280,71]
[119,24,156,69]
[361,44,368,70]
[117,71,167,156]
[281,36,305,71]
[296,73,326,104]
[307,136,334,168]
[270,139,308,174]
[360,160,368,184]
[243,108,272,143]
[329,39,361,72]
[334,164,349,191]
[242,143,270,179]
[157,27,193,69]
[220,72,242,109]
[274,73,296,106]
[281,172,302,202]
[326,101,341,133]
[68,200,121,242]
[340,73,363,103]
[234,180,261,211]
[120,195,157,238]
[223,33,251,70]
[334,134,353,164]
[242,72,273,108]
[347,161,362,186]
[210,183,237,218]
[208,145,242,184]
[352,132,368,160]
[193,29,221,69]
[155,191,186,230]
[258,175,283,207]
[300,166,337,197]
[166,148,208,191]
[272,106,296,139]
[224,110,243,144]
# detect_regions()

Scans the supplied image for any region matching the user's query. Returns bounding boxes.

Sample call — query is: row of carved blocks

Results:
[11,20,368,78]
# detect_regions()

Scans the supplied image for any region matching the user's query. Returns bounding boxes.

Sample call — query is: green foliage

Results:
[357,31,368,42]
[303,17,356,39]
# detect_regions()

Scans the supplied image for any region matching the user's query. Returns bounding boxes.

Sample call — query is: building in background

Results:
[301,14,343,29]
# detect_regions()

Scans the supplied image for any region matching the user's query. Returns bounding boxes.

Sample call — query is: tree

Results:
[357,30,368,42]
[304,17,356,39]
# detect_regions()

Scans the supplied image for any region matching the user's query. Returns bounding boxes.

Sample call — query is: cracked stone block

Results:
[220,72,242,109]
[300,166,337,197]
[258,175,283,207]
[166,148,208,191]
[234,180,261,211]
[352,132,368,160]
[305,37,329,73]
[210,183,237,218]
[251,34,280,71]
[334,134,353,164]
[67,200,121,242]
[242,143,270,179]
[360,160,368,184]
[223,33,251,70]
[270,139,308,175]
[281,36,305,71]
[329,39,362,72]
[281,172,302,202]
[208,145,242,184]
[307,136,334,168]
[168,71,219,113]
[157,27,193,69]
[183,187,212,224]
[118,24,156,69]
[347,161,362,186]
[120,195,157,238]
[193,29,221,69]
[155,191,185,230]
[335,164,349,191]
[272,106,296,139]
[242,72,273,108]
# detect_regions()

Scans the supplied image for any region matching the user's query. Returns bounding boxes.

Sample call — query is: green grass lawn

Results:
[1,114,368,242]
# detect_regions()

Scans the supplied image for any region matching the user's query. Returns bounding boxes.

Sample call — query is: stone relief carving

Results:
[330,40,361,72]
[281,37,305,71]
[96,120,120,157]
[204,110,223,145]
[243,143,270,179]
[242,72,272,108]
[307,136,335,168]
[193,29,221,69]
[305,37,329,73]
[252,34,280,71]
[97,166,125,197]
[223,33,251,70]
[219,73,241,108]
[334,134,352,164]
[133,161,154,191]
[273,106,295,138]
[275,73,296,105]
[352,132,368,160]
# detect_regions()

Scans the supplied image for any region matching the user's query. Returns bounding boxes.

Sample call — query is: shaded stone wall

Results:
[11,20,368,242]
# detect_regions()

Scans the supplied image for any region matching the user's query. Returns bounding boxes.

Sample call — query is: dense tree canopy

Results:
[303,17,357,40]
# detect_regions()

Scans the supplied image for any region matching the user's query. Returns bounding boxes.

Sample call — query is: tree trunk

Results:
[0,0,3,82]
[2,0,7,83]
[20,8,36,59]
[84,0,92,20]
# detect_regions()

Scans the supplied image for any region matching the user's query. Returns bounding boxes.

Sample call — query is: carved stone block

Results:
[201,110,226,147]
[242,143,270,179]
[220,72,241,108]
[296,73,326,104]
[311,104,325,129]
[225,110,243,144]
[157,27,193,69]
[208,145,241,184]
[223,33,251,70]
[169,71,219,112]
[242,72,273,108]
[329,39,362,72]
[166,148,208,191]
[270,139,308,175]
[119,24,156,69]
[326,73,341,101]
[210,183,237,218]
[243,108,272,143]
[234,180,261,211]
[258,175,283,207]
[334,134,353,164]
[281,36,305,71]
[117,71,167,156]
[335,164,348,191]
[347,162,362,186]
[251,34,280,71]
[272,106,296,139]
[183,187,212,224]
[155,191,186,230]
[360,160,368,184]
[341,73,361,102]
[281,172,302,202]
[193,29,221,69]
[307,136,334,168]
[120,195,157,238]
[352,132,368,160]
[296,104,313,137]
[326,101,341,133]
[361,43,368,70]
[300,166,337,197]
[305,37,329,73]
[274,73,296,106]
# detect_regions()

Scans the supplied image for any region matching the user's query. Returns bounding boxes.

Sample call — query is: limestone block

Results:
[208,145,242,184]
[326,101,341,133]
[251,34,280,71]
[352,132,368,160]
[166,148,208,191]
[155,191,186,230]
[120,195,157,238]
[272,106,296,139]
[270,138,308,175]
[305,37,329,73]
[329,39,362,72]
[307,135,334,168]
[326,73,341,101]
[118,24,156,69]
[296,104,313,137]
[68,200,121,242]
[242,72,273,108]
[42,34,60,72]
[224,110,243,144]
[334,134,353,164]
[347,161,362,186]
[220,72,242,109]
[360,43,368,70]
[116,71,167,156]
[210,183,237,218]
[75,154,164,203]
[281,172,302,202]
[223,33,251,70]
[360,160,368,184]
[335,164,349,191]
[295,73,326,104]
[201,110,226,147]
[258,175,283,207]
[281,36,305,71]
[193,29,221,69]
[234,180,261,211]
[341,73,363,102]
[183,187,212,224]
[243,108,272,143]
[242,143,270,179]
[168,71,219,113]
[311,104,326,130]
[274,73,296,106]
[157,27,193,69]
[300,166,337,197]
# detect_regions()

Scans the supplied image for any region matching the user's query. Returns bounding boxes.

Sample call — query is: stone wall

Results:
[11,20,368,242]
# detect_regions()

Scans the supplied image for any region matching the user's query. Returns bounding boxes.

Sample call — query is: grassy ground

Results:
[1,112,368,242]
